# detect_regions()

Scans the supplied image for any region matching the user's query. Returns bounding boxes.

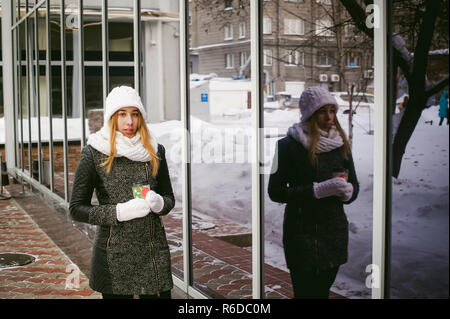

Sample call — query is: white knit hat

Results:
[104,86,147,126]
[299,86,338,122]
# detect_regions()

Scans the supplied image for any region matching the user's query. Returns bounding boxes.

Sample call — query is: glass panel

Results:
[0,18,3,119]
[188,0,253,298]
[390,2,449,298]
[145,0,185,285]
[263,0,374,299]
[48,1,66,198]
[66,1,84,199]
[24,6,33,181]
[0,18,4,165]
[83,6,103,111]
[30,6,39,183]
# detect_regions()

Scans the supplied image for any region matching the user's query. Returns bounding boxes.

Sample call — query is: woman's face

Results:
[315,104,336,132]
[116,107,140,138]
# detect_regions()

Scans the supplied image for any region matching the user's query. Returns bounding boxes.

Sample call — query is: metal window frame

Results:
[134,0,141,95]
[25,0,33,184]
[79,0,86,149]
[46,0,55,192]
[372,0,389,299]
[102,0,109,102]
[34,0,43,184]
[60,0,70,201]
[250,0,264,299]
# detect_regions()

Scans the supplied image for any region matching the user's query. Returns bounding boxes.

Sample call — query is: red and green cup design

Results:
[332,169,348,181]
[132,184,150,199]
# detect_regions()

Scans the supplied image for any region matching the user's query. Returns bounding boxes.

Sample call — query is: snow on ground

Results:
[1,103,447,299]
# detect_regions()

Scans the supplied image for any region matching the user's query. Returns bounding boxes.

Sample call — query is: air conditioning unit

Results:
[331,74,340,82]
[364,69,374,79]
[319,74,328,82]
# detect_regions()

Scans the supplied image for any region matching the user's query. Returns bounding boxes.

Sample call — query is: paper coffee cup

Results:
[332,169,348,181]
[132,183,150,199]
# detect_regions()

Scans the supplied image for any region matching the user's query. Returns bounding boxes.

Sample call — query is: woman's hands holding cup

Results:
[313,176,353,201]
[115,190,165,222]
[116,198,151,222]
[145,190,165,214]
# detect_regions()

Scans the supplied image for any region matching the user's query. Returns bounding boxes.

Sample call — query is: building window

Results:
[285,50,304,66]
[316,19,333,37]
[225,0,233,10]
[284,18,305,35]
[317,51,333,66]
[225,53,234,69]
[240,51,248,66]
[264,49,272,66]
[346,52,361,67]
[224,23,233,40]
[317,0,331,4]
[189,10,192,26]
[239,22,246,39]
[284,0,304,3]
[263,17,272,34]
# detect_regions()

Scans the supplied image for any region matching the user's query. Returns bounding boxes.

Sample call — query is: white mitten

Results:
[313,177,348,199]
[145,190,165,214]
[339,182,354,202]
[116,198,151,222]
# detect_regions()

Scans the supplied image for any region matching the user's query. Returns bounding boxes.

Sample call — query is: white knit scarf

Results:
[87,125,158,162]
[287,122,344,153]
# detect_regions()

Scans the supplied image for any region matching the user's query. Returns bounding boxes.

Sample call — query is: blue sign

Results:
[201,93,208,102]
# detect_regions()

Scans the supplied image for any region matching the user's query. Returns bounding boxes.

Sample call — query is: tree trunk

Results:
[392,0,441,177]
[340,0,448,178]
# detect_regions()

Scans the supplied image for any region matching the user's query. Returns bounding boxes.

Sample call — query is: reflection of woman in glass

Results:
[70,86,175,299]
[268,86,359,299]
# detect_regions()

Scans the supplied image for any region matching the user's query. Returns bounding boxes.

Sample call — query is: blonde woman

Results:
[268,86,359,299]
[70,86,175,299]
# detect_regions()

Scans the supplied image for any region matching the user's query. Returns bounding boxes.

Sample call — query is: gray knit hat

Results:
[299,86,339,122]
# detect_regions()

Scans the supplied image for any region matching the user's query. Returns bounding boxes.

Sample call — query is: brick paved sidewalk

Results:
[163,207,346,299]
[0,188,101,299]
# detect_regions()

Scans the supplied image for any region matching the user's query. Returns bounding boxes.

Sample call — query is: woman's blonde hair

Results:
[100,111,159,176]
[307,106,351,166]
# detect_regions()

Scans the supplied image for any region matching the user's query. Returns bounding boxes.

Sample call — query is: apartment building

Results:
[189,0,374,96]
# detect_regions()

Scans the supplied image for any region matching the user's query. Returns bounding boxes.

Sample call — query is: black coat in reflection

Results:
[268,135,359,272]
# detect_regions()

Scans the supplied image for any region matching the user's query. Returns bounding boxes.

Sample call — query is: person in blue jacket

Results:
[439,90,448,126]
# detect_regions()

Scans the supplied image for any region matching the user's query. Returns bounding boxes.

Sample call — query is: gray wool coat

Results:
[69,144,175,295]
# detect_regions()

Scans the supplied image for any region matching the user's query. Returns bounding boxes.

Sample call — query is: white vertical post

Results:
[134,0,141,96]
[372,0,387,299]
[1,0,17,170]
[250,0,263,299]
[102,0,109,102]
[157,20,165,121]
[179,0,190,294]
[61,0,70,201]
[78,0,86,148]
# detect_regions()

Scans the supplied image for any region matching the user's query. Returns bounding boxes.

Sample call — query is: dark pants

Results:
[439,117,449,125]
[289,267,339,299]
[102,290,171,299]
